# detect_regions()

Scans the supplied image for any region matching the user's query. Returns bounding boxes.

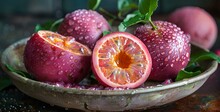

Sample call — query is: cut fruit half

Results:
[92,32,152,88]
[24,30,92,83]
[38,31,91,56]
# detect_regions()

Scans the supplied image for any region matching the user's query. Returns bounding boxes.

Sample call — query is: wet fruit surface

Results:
[92,32,152,88]
[24,30,92,83]
[134,21,191,81]
[58,9,111,49]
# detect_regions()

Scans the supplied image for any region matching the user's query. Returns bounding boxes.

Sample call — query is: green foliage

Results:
[5,64,33,79]
[35,18,63,32]
[88,0,101,10]
[118,0,158,31]
[176,48,220,81]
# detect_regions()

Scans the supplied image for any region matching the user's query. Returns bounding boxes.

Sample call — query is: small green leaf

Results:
[138,0,158,16]
[35,24,42,32]
[118,11,145,31]
[117,0,138,19]
[175,46,220,81]
[118,23,127,32]
[88,0,101,10]
[5,64,33,79]
[0,76,12,91]
[118,0,130,10]
[188,49,220,66]
[175,70,201,81]
[102,31,110,36]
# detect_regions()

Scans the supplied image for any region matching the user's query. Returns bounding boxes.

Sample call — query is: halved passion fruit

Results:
[24,30,92,83]
[92,32,152,88]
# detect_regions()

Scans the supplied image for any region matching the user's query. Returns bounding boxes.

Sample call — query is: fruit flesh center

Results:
[98,36,148,85]
[114,51,131,68]
[39,31,91,55]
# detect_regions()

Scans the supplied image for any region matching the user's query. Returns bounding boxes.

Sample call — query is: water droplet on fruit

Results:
[68,20,74,25]
[58,65,61,69]
[85,36,89,40]
[79,36,83,40]
[186,53,189,57]
[176,57,179,61]
[61,52,65,56]
[74,27,79,31]
[73,17,77,20]
[170,64,174,67]
[50,57,55,60]
[58,71,64,75]
[182,61,185,65]
[70,56,74,60]
[97,22,103,29]
[69,38,75,44]
[67,28,73,33]
[79,47,85,54]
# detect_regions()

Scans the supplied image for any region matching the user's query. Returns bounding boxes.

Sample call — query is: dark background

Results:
[0,0,220,111]
[0,0,220,54]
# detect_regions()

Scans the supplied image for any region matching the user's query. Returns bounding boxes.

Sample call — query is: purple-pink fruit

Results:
[58,9,111,49]
[134,21,191,81]
[24,30,92,83]
[168,6,217,49]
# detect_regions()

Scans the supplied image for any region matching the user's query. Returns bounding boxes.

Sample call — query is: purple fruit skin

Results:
[168,6,217,49]
[24,32,91,83]
[134,21,191,81]
[58,9,111,49]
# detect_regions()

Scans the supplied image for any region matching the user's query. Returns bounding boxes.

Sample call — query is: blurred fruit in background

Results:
[168,6,217,49]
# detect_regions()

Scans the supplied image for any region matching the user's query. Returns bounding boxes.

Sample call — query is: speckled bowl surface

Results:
[1,38,218,111]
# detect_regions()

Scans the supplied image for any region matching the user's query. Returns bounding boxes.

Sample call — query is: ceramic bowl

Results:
[1,38,218,111]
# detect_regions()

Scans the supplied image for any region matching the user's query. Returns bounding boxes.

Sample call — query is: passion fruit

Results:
[24,30,92,83]
[92,32,152,88]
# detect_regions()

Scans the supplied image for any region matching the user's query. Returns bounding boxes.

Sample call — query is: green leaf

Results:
[88,0,101,10]
[118,0,159,31]
[175,46,220,81]
[5,64,33,79]
[118,0,130,10]
[0,76,12,91]
[188,49,220,66]
[118,11,145,31]
[117,0,138,19]
[35,24,42,32]
[175,70,201,81]
[138,0,158,16]
[34,18,63,32]
[102,31,110,36]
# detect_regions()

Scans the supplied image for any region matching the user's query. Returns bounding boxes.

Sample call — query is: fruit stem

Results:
[149,19,157,30]
[49,18,64,31]
[99,7,117,19]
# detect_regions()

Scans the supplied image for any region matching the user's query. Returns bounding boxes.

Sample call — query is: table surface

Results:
[0,16,220,112]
